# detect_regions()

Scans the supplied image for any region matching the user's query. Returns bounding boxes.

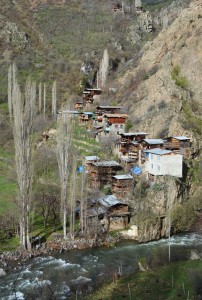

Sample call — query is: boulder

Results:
[0,268,6,277]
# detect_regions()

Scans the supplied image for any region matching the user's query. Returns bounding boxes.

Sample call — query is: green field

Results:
[88,260,202,300]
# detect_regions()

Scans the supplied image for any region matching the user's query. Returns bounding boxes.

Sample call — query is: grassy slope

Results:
[88,260,202,300]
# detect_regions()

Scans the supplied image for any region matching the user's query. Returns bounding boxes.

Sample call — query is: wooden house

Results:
[112,174,134,199]
[83,88,102,106]
[86,195,130,234]
[75,102,83,111]
[104,113,128,134]
[84,156,100,171]
[140,139,164,150]
[89,160,122,188]
[164,136,191,158]
[95,106,123,116]
[140,139,165,164]
[119,133,149,161]
[120,132,149,143]
[79,112,94,124]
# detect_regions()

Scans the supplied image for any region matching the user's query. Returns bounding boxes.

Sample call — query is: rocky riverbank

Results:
[0,234,121,274]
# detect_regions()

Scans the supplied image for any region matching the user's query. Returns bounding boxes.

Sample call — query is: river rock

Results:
[190,250,201,260]
[0,268,6,277]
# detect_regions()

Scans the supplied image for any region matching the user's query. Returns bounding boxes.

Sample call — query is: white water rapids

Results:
[0,233,202,299]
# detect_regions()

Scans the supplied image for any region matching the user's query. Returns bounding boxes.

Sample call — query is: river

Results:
[1,233,202,300]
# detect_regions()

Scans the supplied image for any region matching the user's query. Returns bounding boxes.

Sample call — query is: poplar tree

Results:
[56,111,73,239]
[38,82,42,112]
[69,156,77,240]
[52,81,57,118]
[43,83,46,115]
[8,63,36,249]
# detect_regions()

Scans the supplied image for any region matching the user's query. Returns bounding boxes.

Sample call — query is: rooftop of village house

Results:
[120,132,149,136]
[113,174,133,180]
[167,136,191,141]
[141,139,165,145]
[144,149,173,155]
[103,113,128,118]
[93,161,121,167]
[84,156,100,161]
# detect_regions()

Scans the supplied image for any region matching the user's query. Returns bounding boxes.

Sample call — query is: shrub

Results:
[171,65,189,89]
[147,105,155,113]
[172,201,196,233]
[158,100,167,110]
[125,119,133,132]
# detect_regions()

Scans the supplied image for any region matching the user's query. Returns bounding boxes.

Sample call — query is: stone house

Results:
[144,148,183,178]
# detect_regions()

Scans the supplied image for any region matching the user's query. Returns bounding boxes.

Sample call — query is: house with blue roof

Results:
[144,148,183,178]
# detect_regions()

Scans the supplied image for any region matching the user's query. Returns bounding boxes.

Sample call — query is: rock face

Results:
[117,0,202,140]
[0,15,30,50]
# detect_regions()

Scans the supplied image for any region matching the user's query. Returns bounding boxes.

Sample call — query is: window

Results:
[157,165,160,172]
[151,154,153,159]
[151,164,153,169]
[157,156,160,162]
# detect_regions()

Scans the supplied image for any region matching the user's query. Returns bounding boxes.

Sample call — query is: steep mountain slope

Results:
[113,0,201,142]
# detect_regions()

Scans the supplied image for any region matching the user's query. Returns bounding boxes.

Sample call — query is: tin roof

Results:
[121,132,149,136]
[93,161,121,167]
[172,136,190,141]
[97,106,123,109]
[83,112,94,115]
[84,156,99,161]
[97,195,127,207]
[120,156,135,162]
[144,148,172,155]
[142,139,164,145]
[113,174,133,180]
[86,88,102,91]
[58,110,78,114]
[104,114,128,118]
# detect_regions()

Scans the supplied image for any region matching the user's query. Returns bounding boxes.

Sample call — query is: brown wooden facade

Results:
[88,161,122,188]
[95,106,123,116]
[112,175,134,199]
[104,114,127,125]
[83,88,102,106]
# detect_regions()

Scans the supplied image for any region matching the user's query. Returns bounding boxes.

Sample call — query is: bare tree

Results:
[80,168,88,236]
[56,111,73,239]
[69,156,77,239]
[39,82,42,112]
[51,81,57,118]
[8,63,36,249]
[43,83,46,115]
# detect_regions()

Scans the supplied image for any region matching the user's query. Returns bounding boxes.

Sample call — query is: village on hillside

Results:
[43,85,192,236]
